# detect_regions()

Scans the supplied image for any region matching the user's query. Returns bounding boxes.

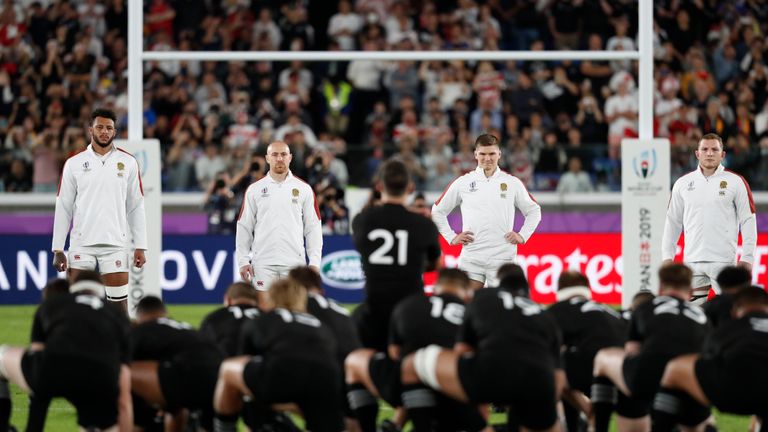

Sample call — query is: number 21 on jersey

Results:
[368,229,409,265]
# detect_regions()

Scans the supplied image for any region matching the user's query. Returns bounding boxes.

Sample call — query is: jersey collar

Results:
[474,166,501,179]
[87,144,115,159]
[266,169,294,184]
[697,164,724,179]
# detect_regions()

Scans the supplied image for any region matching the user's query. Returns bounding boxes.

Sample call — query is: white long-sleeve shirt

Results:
[52,145,147,251]
[236,171,322,269]
[432,167,542,261]
[662,164,757,264]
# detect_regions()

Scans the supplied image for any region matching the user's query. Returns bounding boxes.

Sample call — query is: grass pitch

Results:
[0,305,751,431]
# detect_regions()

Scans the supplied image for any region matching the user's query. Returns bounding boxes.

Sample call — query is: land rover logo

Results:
[320,250,366,290]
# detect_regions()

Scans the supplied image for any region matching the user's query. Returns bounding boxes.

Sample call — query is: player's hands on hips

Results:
[52,251,68,272]
[240,264,254,282]
[505,231,524,244]
[451,231,475,245]
[134,249,146,268]
[737,261,753,272]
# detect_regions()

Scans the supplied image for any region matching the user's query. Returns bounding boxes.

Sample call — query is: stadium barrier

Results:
[1,234,765,306]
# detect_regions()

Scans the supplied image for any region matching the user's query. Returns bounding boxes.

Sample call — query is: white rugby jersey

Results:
[52,145,147,251]
[662,164,757,264]
[235,171,322,269]
[432,166,541,261]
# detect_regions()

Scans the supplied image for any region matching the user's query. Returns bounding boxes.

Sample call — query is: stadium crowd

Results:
[1,0,768,202]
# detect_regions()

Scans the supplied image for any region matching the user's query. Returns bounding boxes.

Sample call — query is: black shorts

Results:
[352,302,396,352]
[243,357,344,432]
[622,353,669,402]
[157,351,221,427]
[458,354,557,431]
[21,351,120,429]
[563,349,599,394]
[696,356,768,415]
[368,352,401,407]
[434,395,487,431]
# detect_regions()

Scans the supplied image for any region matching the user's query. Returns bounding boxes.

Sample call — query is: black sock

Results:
[651,388,683,432]
[213,413,238,432]
[506,404,520,432]
[563,400,581,432]
[25,394,51,432]
[591,376,617,432]
[347,383,378,432]
[402,384,437,432]
[0,380,9,432]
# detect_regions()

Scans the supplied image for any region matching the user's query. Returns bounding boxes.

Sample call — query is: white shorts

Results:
[458,255,510,287]
[69,245,130,275]
[688,261,732,300]
[252,265,293,292]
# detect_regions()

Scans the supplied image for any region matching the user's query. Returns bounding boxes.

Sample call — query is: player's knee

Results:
[593,349,609,376]
[344,349,371,383]
[660,357,689,388]
[219,357,247,385]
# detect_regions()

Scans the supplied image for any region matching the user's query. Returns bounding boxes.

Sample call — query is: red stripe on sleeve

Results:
[435,176,461,205]
[725,169,756,214]
[137,169,144,196]
[293,175,321,220]
[116,148,144,196]
[56,168,64,196]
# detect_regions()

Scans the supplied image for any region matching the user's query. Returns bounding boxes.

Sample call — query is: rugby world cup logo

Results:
[632,149,657,179]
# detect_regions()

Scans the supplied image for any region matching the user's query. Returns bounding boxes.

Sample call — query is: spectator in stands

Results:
[195,143,228,190]
[504,135,534,189]
[547,0,582,50]
[204,173,236,235]
[2,158,32,192]
[317,184,350,235]
[31,130,62,192]
[385,60,420,112]
[557,156,594,194]
[605,72,638,159]
[422,129,455,191]
[606,15,635,73]
[328,0,362,51]
[507,72,544,126]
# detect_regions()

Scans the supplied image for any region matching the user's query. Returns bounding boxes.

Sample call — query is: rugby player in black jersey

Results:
[351,160,442,351]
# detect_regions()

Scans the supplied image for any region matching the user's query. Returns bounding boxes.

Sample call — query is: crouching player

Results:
[0,271,131,431]
[130,296,225,431]
[345,268,486,432]
[213,278,344,432]
[400,265,563,432]
[652,286,768,431]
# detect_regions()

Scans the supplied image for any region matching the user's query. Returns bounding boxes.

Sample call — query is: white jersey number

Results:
[368,229,409,266]
[228,306,259,320]
[652,298,707,325]
[429,296,465,325]
[498,291,541,316]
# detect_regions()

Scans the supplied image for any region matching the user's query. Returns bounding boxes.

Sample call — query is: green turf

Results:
[0,305,752,431]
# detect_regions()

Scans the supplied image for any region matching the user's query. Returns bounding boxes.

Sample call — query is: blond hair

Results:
[268,278,307,312]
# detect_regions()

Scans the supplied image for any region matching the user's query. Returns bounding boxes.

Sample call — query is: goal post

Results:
[126,0,655,306]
